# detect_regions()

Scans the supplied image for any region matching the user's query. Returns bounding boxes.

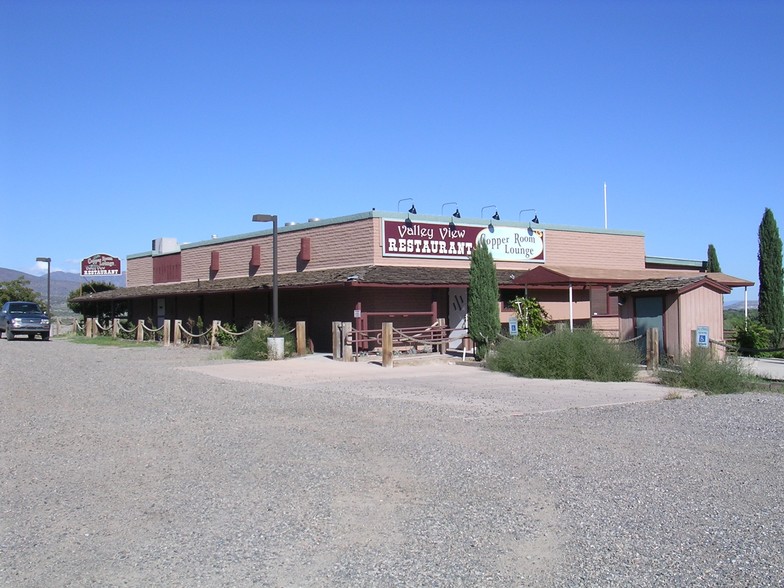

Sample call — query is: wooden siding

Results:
[591,315,620,338]
[618,300,635,341]
[131,218,650,286]
[179,219,376,283]
[153,253,182,284]
[663,293,680,359]
[127,256,152,287]
[370,218,647,272]
[544,231,646,269]
[677,287,725,357]
[524,288,591,322]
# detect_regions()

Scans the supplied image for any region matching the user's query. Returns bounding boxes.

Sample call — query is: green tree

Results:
[758,208,783,347]
[510,296,550,339]
[67,282,125,321]
[706,243,722,272]
[468,239,500,359]
[0,277,45,309]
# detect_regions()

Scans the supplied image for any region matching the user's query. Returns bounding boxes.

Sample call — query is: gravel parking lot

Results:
[2,340,783,587]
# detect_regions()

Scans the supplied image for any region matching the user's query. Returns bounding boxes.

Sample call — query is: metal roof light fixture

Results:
[398,197,416,225]
[441,202,461,230]
[519,208,539,228]
[397,198,416,214]
[441,201,460,218]
[481,205,500,230]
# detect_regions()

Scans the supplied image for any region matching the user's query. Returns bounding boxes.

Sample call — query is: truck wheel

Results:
[41,333,49,341]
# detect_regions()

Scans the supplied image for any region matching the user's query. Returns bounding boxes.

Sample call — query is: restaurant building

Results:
[78,210,753,355]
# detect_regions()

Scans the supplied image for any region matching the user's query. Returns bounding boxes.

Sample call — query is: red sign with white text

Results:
[383,220,482,259]
[382,219,545,262]
[81,253,122,276]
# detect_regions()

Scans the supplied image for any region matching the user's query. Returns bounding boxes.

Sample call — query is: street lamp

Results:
[36,257,51,315]
[251,214,278,338]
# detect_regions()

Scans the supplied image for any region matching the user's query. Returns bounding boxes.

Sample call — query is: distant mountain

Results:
[724,299,758,311]
[0,267,125,314]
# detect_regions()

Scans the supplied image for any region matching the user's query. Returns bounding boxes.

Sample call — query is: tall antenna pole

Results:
[603,182,608,229]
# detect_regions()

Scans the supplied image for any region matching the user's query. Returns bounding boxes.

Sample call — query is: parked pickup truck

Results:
[0,301,50,341]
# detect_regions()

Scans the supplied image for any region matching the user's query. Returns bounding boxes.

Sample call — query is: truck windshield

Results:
[10,303,41,313]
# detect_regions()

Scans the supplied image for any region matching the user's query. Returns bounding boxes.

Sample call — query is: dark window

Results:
[590,286,611,316]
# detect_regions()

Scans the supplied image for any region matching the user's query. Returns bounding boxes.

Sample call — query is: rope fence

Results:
[70,317,311,356]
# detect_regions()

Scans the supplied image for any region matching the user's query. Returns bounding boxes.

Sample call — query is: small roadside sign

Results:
[508,317,518,337]
[696,326,709,349]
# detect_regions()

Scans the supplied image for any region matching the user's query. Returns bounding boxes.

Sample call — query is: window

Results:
[590,286,615,316]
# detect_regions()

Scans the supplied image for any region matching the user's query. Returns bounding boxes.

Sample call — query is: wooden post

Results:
[646,327,659,371]
[137,319,144,342]
[296,321,307,356]
[162,320,171,347]
[211,320,220,349]
[437,318,446,354]
[85,318,94,338]
[173,320,182,345]
[112,318,120,339]
[382,322,394,367]
[332,321,342,360]
[342,321,353,362]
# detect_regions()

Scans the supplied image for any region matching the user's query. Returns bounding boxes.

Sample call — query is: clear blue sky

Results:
[2,0,782,301]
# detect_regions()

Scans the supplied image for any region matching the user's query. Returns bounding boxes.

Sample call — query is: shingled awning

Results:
[71,265,525,303]
[609,275,731,296]
[515,265,753,289]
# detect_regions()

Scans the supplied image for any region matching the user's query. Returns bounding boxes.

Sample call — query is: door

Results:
[448,287,468,350]
[634,296,664,360]
[156,298,166,328]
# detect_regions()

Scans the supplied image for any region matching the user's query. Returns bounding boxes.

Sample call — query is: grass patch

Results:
[487,328,640,382]
[657,351,756,394]
[67,335,159,348]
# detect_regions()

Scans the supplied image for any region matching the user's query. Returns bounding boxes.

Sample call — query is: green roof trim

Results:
[646,256,705,268]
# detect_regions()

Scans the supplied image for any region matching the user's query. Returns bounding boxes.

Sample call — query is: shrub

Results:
[215,322,239,347]
[735,320,773,356]
[509,296,550,339]
[658,351,754,395]
[231,322,295,361]
[487,328,640,382]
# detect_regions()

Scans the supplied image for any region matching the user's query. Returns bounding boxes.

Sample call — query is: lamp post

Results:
[36,257,51,315]
[251,214,278,338]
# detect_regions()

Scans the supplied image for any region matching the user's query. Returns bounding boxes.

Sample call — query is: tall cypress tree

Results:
[468,239,500,359]
[758,208,783,347]
[706,244,721,273]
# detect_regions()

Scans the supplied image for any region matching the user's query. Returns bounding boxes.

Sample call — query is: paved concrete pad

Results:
[184,354,679,416]
[741,356,784,381]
